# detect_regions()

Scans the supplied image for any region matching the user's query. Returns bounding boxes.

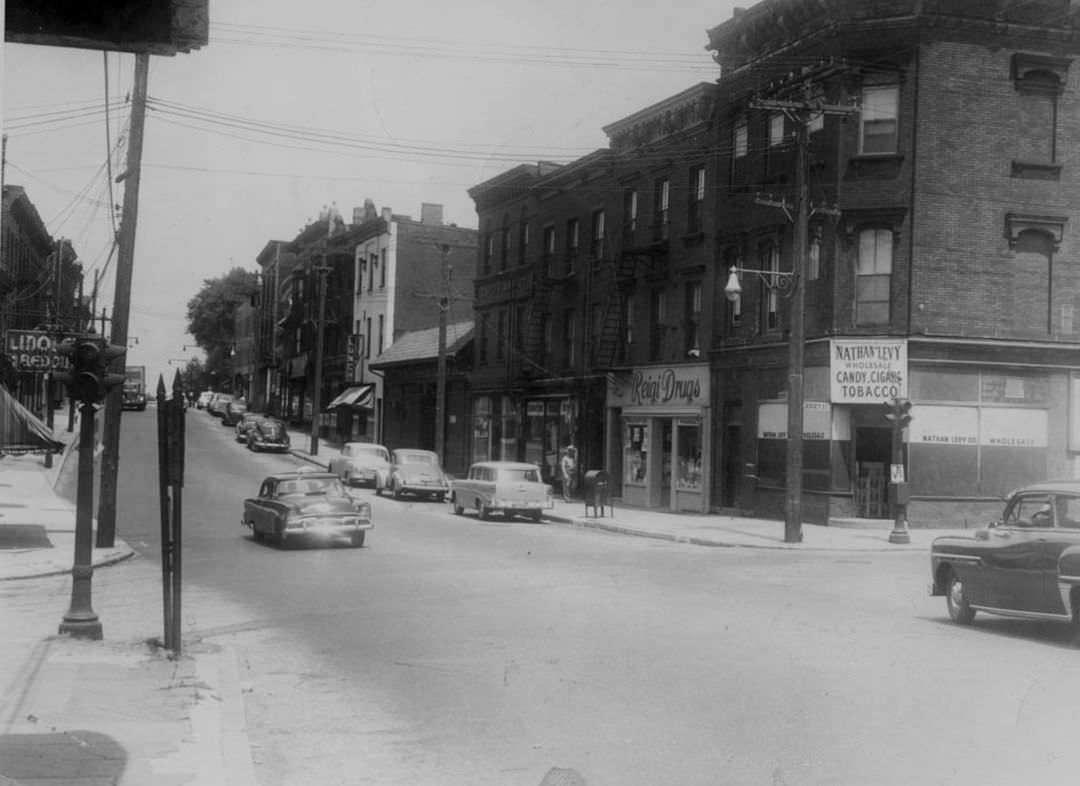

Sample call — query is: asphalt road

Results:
[113,408,1080,786]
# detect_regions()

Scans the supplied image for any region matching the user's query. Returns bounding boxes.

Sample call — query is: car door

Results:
[981,493,1051,612]
[1038,493,1080,615]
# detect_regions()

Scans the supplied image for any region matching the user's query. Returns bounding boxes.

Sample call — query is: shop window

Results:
[856,228,892,326]
[499,396,517,460]
[859,85,899,155]
[473,396,492,463]
[676,421,702,491]
[625,423,648,485]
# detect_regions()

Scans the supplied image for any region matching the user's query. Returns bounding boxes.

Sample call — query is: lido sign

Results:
[830,338,908,404]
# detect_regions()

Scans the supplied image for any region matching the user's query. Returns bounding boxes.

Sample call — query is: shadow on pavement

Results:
[0,730,126,785]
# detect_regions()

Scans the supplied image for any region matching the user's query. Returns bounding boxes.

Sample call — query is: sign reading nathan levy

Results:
[830,338,908,404]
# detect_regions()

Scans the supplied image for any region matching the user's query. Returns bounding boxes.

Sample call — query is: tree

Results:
[185,267,257,386]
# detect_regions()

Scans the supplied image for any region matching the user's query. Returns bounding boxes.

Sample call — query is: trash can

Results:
[582,470,610,517]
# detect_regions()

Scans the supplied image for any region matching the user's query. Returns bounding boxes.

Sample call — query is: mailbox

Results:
[582,469,610,517]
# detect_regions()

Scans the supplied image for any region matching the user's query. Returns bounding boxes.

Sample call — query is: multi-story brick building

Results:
[468,82,720,509]
[706,0,1080,525]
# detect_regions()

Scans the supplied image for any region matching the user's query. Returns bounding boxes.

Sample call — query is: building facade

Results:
[705,0,1080,525]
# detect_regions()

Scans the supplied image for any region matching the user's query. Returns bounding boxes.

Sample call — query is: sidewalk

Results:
[282,425,975,552]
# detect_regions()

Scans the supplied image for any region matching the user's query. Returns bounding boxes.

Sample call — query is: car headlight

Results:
[355,502,371,517]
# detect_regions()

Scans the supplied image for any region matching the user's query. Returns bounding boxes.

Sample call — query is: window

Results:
[368,253,376,291]
[624,422,648,485]
[479,312,489,364]
[688,165,706,234]
[685,282,702,355]
[541,314,552,363]
[518,212,529,266]
[515,305,526,352]
[733,115,748,158]
[649,289,666,360]
[543,224,556,276]
[591,209,606,261]
[859,85,899,155]
[761,241,780,332]
[654,179,670,241]
[496,310,505,360]
[379,248,387,287]
[566,218,580,272]
[365,317,372,357]
[808,233,822,281]
[623,295,634,360]
[1011,54,1069,177]
[377,314,384,355]
[564,309,576,367]
[856,228,893,325]
[624,188,639,242]
[501,215,511,271]
[808,111,824,134]
[483,231,495,275]
[768,113,785,147]
[676,421,702,490]
[1012,229,1053,336]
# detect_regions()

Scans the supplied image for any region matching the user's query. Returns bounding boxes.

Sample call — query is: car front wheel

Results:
[452,496,464,515]
[351,531,366,548]
[946,569,975,625]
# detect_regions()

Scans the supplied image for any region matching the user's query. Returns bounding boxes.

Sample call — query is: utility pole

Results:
[309,259,331,456]
[435,244,450,463]
[753,70,855,544]
[98,52,149,548]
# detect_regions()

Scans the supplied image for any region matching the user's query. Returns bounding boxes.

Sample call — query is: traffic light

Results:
[882,397,913,428]
[54,338,126,403]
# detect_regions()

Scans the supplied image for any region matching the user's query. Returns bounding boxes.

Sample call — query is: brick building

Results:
[705,0,1080,525]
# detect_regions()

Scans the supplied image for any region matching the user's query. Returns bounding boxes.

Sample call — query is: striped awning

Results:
[0,386,63,455]
[326,383,375,410]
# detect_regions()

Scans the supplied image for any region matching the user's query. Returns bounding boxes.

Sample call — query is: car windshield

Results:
[277,478,345,497]
[501,468,540,483]
[400,453,435,465]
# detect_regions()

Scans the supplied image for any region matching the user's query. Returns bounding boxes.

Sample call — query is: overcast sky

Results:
[4,0,736,386]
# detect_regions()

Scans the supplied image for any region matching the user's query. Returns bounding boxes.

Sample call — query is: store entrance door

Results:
[660,420,672,508]
[854,426,891,518]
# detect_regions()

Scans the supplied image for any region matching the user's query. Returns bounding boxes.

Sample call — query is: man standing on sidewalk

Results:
[560,446,577,502]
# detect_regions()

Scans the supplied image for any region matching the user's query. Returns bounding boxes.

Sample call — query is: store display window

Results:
[624,422,648,485]
[473,396,492,462]
[676,420,702,491]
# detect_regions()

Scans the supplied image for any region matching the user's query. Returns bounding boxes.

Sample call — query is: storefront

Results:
[607,364,710,513]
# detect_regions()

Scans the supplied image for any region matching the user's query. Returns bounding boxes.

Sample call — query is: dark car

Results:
[931,480,1080,631]
[386,449,450,501]
[221,399,249,427]
[246,417,291,453]
[235,412,265,443]
[242,470,373,548]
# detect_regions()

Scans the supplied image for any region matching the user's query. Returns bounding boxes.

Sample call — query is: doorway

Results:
[854,426,891,518]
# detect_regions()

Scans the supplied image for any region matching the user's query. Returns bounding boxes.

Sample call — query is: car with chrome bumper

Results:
[450,461,553,522]
[328,442,390,489]
[242,470,372,548]
[930,480,1080,632]
[246,417,291,453]
[386,449,450,501]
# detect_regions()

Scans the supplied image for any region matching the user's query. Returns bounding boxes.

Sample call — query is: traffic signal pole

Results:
[98,52,149,548]
[59,401,103,639]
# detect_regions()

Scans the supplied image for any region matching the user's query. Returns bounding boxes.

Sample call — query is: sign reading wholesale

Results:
[830,338,908,404]
[5,330,72,373]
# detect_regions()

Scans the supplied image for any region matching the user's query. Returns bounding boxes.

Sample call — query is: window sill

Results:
[1011,160,1062,181]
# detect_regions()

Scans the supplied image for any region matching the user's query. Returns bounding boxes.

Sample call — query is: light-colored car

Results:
[208,393,234,417]
[196,391,214,410]
[327,442,391,488]
[386,449,450,502]
[449,461,553,521]
[235,412,265,443]
[242,469,373,548]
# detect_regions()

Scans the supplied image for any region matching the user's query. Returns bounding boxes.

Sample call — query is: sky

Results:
[3,0,738,387]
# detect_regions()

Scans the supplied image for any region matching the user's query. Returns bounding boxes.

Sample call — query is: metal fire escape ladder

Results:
[521,267,553,377]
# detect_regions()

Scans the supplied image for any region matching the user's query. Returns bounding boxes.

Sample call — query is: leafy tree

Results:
[185,267,257,385]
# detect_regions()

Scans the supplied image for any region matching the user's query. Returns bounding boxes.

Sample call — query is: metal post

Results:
[59,401,102,639]
[98,52,149,548]
[888,403,911,545]
[309,259,329,456]
[44,373,53,469]
[155,376,172,646]
[435,244,450,463]
[783,121,808,544]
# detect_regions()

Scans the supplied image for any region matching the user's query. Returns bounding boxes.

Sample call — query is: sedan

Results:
[235,412,266,443]
[449,461,553,521]
[327,442,390,489]
[221,399,249,427]
[386,449,450,502]
[930,480,1080,631]
[196,391,214,410]
[242,470,373,548]
[246,417,291,453]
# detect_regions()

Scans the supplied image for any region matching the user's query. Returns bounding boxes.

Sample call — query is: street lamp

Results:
[724,263,805,544]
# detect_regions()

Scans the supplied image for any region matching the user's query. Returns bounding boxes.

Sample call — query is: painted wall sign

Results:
[909,405,1047,448]
[830,338,908,403]
[608,365,709,408]
[757,401,831,440]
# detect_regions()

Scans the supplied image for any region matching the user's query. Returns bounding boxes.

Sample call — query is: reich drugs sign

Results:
[830,338,908,404]
[5,330,73,373]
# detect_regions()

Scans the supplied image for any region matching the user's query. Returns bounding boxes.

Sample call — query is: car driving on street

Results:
[931,480,1080,632]
[242,469,373,548]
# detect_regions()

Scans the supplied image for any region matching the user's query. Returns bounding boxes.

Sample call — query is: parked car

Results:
[242,469,373,548]
[449,461,553,521]
[208,393,234,417]
[235,412,265,443]
[931,480,1080,630]
[386,449,450,501]
[196,390,214,410]
[246,417,291,453]
[221,399,249,427]
[327,442,390,488]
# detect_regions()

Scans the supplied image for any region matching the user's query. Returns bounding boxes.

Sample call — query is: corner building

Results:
[706,0,1080,525]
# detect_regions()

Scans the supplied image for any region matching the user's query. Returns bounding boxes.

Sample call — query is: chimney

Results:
[382,207,393,222]
[420,203,444,226]
[363,198,378,221]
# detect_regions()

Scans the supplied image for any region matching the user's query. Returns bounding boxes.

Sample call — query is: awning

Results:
[0,386,63,455]
[327,383,375,410]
